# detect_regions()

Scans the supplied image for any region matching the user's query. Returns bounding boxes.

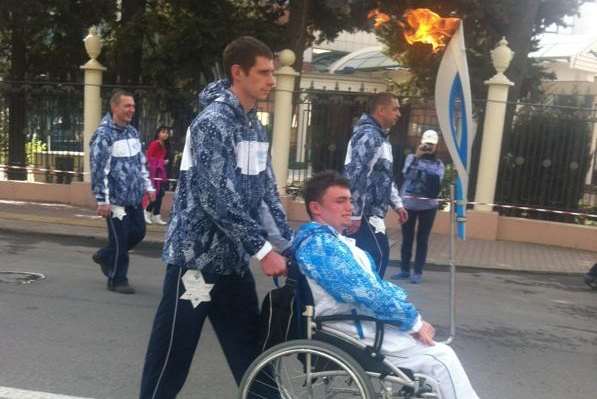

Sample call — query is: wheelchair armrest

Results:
[314,314,402,328]
[314,314,402,359]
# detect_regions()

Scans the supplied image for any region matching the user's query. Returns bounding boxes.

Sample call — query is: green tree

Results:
[0,0,115,179]
[371,0,586,101]
[135,0,285,90]
[280,0,374,74]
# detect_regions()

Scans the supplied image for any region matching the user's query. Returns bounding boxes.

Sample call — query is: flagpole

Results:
[443,182,456,344]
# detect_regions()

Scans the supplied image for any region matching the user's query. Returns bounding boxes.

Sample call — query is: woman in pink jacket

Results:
[144,126,171,225]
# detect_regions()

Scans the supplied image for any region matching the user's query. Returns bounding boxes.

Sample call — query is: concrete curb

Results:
[0,212,590,276]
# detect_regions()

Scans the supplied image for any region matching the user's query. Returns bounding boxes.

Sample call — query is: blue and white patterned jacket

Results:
[89,114,154,206]
[344,114,403,220]
[401,154,445,211]
[294,222,421,334]
[162,80,293,274]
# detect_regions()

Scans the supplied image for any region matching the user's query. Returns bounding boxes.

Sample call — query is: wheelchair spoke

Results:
[240,341,380,399]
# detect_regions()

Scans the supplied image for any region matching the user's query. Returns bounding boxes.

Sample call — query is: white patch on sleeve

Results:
[235,140,269,175]
[111,138,141,157]
[380,142,393,162]
[180,127,193,171]
[367,142,393,177]
[344,141,353,165]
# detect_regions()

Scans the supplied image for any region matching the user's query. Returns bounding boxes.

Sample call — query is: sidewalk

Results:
[0,199,594,274]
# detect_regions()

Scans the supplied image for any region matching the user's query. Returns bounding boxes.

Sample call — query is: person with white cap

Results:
[391,129,445,284]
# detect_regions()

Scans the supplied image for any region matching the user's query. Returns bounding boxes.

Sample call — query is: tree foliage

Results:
[0,0,114,178]
[0,0,115,81]
[371,0,587,101]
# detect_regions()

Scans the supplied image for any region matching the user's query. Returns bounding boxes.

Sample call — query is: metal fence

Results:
[286,90,371,192]
[0,81,201,184]
[0,80,85,182]
[1,80,595,224]
[495,102,597,222]
[284,91,596,224]
[285,93,486,202]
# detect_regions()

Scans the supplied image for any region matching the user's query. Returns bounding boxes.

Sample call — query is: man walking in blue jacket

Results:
[344,93,408,277]
[139,36,292,398]
[90,90,155,294]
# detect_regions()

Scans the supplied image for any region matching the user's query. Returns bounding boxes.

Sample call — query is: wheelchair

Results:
[238,260,444,399]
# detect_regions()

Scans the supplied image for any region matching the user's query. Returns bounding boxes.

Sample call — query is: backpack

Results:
[258,257,311,352]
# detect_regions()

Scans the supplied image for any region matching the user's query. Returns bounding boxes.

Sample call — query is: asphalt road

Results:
[0,231,595,399]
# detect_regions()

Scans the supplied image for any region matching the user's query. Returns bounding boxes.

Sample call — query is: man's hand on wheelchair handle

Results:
[412,320,436,346]
[260,250,288,277]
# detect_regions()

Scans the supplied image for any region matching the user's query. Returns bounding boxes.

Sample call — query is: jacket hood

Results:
[293,222,336,251]
[98,113,116,128]
[98,113,133,133]
[198,79,231,109]
[354,113,385,136]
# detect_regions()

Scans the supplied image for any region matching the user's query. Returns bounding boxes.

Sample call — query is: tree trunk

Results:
[287,0,311,82]
[115,0,146,85]
[503,0,540,103]
[7,25,27,181]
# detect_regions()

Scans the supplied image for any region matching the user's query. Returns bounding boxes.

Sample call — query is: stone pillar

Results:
[271,49,299,192]
[586,80,597,188]
[80,27,106,183]
[475,38,514,211]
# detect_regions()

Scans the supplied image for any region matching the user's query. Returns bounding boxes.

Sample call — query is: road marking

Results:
[0,386,95,399]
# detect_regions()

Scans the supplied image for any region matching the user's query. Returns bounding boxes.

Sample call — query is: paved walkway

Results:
[0,199,595,274]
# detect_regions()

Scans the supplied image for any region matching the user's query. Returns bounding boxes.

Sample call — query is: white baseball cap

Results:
[421,129,439,144]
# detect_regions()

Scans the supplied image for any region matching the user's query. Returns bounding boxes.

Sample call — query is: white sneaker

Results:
[151,214,167,225]
[144,210,153,224]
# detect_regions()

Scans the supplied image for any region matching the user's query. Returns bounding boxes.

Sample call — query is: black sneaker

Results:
[584,273,597,290]
[92,252,112,277]
[107,281,136,294]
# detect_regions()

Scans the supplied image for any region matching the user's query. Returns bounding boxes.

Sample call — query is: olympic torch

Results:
[373,8,475,240]
[433,21,476,240]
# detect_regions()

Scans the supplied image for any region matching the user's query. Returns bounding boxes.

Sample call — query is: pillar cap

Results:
[81,26,106,70]
[490,37,514,75]
[274,49,299,77]
[484,74,514,86]
[278,49,296,67]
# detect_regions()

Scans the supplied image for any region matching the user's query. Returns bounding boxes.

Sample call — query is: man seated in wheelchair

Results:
[293,170,480,399]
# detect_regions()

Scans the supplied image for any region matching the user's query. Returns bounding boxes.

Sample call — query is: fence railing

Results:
[0,80,85,182]
[284,93,596,225]
[495,102,597,222]
[1,81,595,225]
[0,80,200,183]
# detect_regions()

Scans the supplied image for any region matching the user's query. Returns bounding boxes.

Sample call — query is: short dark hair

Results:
[368,92,397,113]
[303,170,351,218]
[110,89,134,106]
[223,36,274,81]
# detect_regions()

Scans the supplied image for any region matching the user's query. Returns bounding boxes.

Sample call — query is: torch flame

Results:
[402,9,460,53]
[368,9,391,30]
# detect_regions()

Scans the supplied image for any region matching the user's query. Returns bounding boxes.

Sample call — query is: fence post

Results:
[80,27,107,183]
[271,49,299,192]
[587,80,597,188]
[474,37,514,211]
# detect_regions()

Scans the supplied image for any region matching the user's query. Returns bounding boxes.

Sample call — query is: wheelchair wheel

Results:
[239,339,376,399]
